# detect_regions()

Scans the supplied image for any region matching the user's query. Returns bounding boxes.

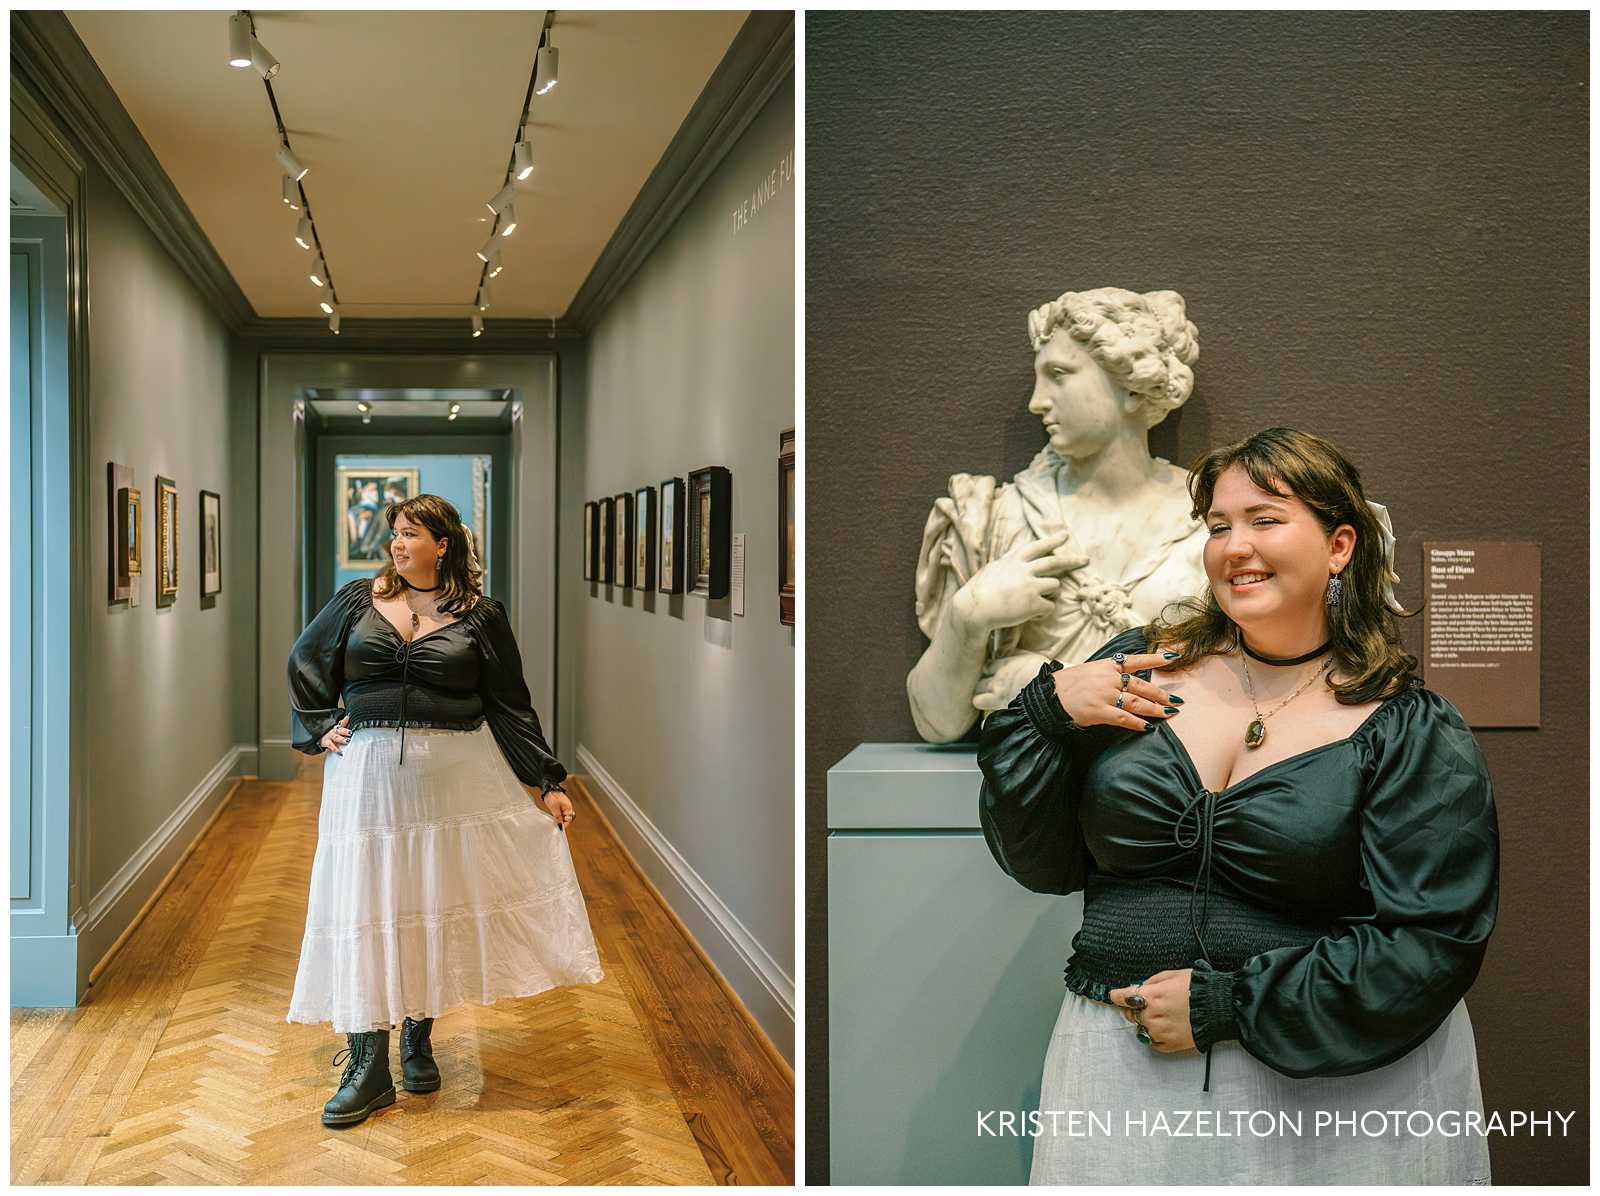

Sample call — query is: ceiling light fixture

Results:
[309,257,327,287]
[227,12,252,68]
[471,314,484,338]
[295,216,313,250]
[476,234,499,263]
[250,35,280,79]
[329,310,341,335]
[486,182,517,215]
[276,142,307,181]
[356,400,369,412]
[534,41,559,95]
[319,299,334,315]
[476,286,490,312]
[487,249,504,279]
[449,402,462,414]
[281,175,300,210]
[361,413,372,425]
[498,203,517,237]
[513,141,534,181]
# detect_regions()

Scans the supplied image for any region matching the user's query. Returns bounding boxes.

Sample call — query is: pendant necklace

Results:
[1237,649,1334,749]
[400,574,441,638]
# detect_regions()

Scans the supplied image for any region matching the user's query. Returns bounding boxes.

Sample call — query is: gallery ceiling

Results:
[66,9,747,322]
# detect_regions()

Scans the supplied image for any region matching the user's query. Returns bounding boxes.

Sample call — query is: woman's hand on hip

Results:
[541,788,575,830]
[320,714,352,755]
[1108,968,1196,1053]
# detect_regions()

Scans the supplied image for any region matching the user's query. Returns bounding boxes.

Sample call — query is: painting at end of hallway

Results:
[339,467,418,570]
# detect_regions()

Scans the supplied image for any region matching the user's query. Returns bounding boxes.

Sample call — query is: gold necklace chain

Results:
[1237,653,1334,749]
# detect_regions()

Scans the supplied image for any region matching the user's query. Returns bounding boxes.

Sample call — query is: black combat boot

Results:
[399,1016,441,1092]
[321,1029,396,1127]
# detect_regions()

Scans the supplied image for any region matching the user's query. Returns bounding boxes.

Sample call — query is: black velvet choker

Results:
[1238,635,1332,666]
[400,575,441,592]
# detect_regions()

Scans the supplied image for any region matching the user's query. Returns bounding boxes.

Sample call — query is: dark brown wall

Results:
[805,11,1588,1184]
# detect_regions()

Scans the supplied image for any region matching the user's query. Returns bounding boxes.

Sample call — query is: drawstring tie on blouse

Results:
[1173,787,1218,1093]
[396,637,412,766]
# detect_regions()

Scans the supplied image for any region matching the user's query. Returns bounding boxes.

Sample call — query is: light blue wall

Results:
[331,453,487,591]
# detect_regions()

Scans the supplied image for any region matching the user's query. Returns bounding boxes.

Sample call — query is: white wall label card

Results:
[732,532,746,617]
[1422,541,1540,727]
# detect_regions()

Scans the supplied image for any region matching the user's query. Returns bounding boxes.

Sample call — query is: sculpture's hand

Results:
[972,651,1052,712]
[953,530,1090,632]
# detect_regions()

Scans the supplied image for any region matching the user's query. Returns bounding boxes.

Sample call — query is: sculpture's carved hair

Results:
[1147,427,1423,704]
[370,493,485,616]
[1027,287,1201,430]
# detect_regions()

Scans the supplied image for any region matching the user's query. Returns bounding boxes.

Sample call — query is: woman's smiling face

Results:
[391,512,445,573]
[1204,463,1353,627]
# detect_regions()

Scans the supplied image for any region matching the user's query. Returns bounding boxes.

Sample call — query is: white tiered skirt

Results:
[286,722,604,1033]
[1028,991,1490,1185]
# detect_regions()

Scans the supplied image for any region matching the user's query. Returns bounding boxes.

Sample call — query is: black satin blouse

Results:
[287,578,566,792]
[977,625,1499,1091]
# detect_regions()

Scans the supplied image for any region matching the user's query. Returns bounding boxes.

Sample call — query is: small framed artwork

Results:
[583,501,597,581]
[614,492,634,588]
[686,465,732,599]
[779,428,795,626]
[633,485,656,591]
[123,485,143,609]
[200,489,222,602]
[108,461,135,603]
[338,466,418,570]
[155,474,179,607]
[658,477,685,594]
[599,496,614,584]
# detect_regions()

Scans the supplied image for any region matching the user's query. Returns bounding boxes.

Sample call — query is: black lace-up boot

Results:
[321,1029,396,1127]
[399,1016,441,1092]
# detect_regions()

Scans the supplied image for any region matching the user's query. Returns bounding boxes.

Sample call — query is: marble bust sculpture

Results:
[907,287,1210,743]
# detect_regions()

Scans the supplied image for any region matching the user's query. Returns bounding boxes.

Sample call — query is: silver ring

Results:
[1115,693,1126,709]
[1120,672,1131,689]
[1112,651,1126,666]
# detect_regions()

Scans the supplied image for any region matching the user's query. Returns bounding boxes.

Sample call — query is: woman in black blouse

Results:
[286,494,602,1128]
[979,427,1497,1184]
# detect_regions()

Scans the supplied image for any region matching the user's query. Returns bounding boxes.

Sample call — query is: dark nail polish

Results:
[1164,706,1179,714]
[1168,695,1184,705]
[1162,651,1180,658]
[1127,994,1146,1008]
[1142,721,1156,731]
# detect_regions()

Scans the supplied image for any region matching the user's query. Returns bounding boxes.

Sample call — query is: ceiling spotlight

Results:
[513,141,534,181]
[281,175,300,210]
[250,36,280,79]
[487,249,504,278]
[476,234,499,263]
[471,313,484,338]
[319,299,334,315]
[448,411,459,422]
[449,402,462,414]
[534,43,559,95]
[361,413,372,425]
[228,13,252,68]
[329,311,341,335]
[486,181,517,215]
[275,142,307,181]
[499,203,517,237]
[356,400,370,413]
[309,257,327,287]
[476,286,489,312]
[294,216,313,250]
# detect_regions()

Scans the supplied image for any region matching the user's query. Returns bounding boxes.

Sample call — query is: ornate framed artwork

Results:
[338,466,418,570]
[200,489,222,602]
[108,461,137,604]
[686,465,732,599]
[583,501,597,581]
[779,428,795,626]
[614,492,634,588]
[155,474,179,607]
[599,496,615,584]
[633,485,656,591]
[658,477,685,594]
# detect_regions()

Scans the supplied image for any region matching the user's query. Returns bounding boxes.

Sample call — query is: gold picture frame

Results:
[155,474,178,607]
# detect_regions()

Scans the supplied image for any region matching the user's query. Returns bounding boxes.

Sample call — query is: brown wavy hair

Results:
[370,493,484,615]
[1146,427,1423,704]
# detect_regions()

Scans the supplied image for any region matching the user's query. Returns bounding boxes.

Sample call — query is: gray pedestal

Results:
[827,743,1083,1186]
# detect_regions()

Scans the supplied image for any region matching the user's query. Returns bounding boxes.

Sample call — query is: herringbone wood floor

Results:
[12,759,793,1185]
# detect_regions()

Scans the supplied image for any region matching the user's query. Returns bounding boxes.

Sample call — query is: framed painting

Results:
[599,496,614,584]
[338,466,418,570]
[633,485,656,592]
[658,476,685,594]
[614,491,634,588]
[583,500,597,581]
[779,428,795,625]
[108,461,136,603]
[155,474,178,607]
[686,465,732,599]
[200,489,222,602]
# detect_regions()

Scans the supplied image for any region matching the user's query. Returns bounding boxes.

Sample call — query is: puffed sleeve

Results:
[976,625,1153,895]
[1187,687,1500,1076]
[287,578,369,755]
[474,597,567,791]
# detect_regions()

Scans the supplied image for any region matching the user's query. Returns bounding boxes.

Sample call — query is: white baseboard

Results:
[576,745,794,1061]
[74,745,248,960]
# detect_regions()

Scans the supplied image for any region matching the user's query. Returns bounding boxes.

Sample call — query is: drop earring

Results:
[1325,573,1343,607]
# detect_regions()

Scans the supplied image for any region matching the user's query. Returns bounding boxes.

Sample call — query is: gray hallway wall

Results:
[573,74,796,1058]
